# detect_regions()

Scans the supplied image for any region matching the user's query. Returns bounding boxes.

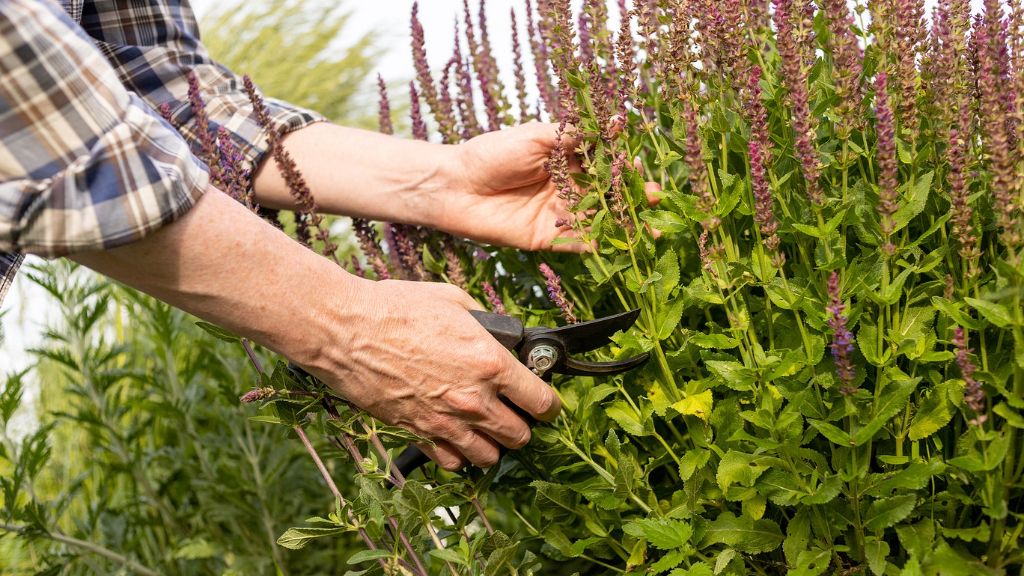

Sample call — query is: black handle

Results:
[468,310,524,350]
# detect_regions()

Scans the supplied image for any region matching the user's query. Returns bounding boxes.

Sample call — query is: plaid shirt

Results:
[0,0,323,305]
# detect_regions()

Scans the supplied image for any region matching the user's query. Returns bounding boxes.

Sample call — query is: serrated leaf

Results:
[606,401,653,436]
[891,171,932,232]
[964,297,1013,327]
[277,526,345,550]
[706,360,757,391]
[623,518,693,550]
[808,419,853,445]
[714,549,737,574]
[865,538,890,576]
[909,388,952,440]
[641,210,689,233]
[679,448,711,481]
[858,323,885,367]
[853,376,918,445]
[930,297,982,330]
[657,299,687,340]
[688,333,740,349]
[671,390,714,421]
[716,450,768,491]
[655,251,681,300]
[701,512,783,554]
[864,494,916,531]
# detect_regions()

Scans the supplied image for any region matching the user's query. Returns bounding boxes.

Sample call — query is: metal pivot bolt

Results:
[528,345,558,376]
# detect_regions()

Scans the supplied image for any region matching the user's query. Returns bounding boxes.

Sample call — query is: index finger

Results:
[497,362,562,422]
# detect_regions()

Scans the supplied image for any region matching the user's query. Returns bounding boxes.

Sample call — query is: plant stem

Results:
[1,523,160,576]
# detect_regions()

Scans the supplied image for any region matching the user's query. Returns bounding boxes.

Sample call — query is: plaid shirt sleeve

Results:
[0,0,209,304]
[76,0,326,177]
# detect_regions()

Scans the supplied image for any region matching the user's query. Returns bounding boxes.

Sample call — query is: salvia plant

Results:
[7,0,1024,573]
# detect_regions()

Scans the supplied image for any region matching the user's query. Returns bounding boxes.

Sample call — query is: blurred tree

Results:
[201,0,384,128]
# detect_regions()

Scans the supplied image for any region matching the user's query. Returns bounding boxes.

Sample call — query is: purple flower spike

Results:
[353,219,391,280]
[240,387,276,404]
[482,281,507,315]
[609,151,632,230]
[409,82,428,141]
[526,0,558,117]
[773,0,822,204]
[953,327,987,425]
[511,8,531,123]
[826,271,857,393]
[217,127,255,211]
[821,0,863,138]
[539,263,577,324]
[377,74,394,136]
[747,66,780,255]
[187,71,223,189]
[874,72,898,254]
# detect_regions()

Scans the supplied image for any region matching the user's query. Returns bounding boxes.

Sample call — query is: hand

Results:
[439,122,661,251]
[304,278,562,470]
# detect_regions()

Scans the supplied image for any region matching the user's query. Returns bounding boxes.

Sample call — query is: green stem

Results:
[1,523,160,576]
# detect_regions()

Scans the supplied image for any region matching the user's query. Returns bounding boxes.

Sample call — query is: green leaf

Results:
[584,255,630,285]
[853,376,918,445]
[714,549,737,574]
[716,450,768,491]
[864,538,890,576]
[606,401,652,436]
[930,297,982,330]
[865,461,946,496]
[949,432,1010,471]
[655,251,681,300]
[994,403,1024,428]
[657,299,687,340]
[641,210,689,234]
[688,333,740,349]
[348,549,395,565]
[808,419,853,445]
[670,561,714,576]
[651,550,688,573]
[930,542,1000,576]
[672,390,714,421]
[909,387,953,440]
[867,267,914,306]
[701,512,783,554]
[888,307,935,360]
[195,321,240,343]
[858,322,886,367]
[964,297,1013,327]
[623,518,693,550]
[277,526,345,550]
[706,360,757,391]
[864,494,916,531]
[891,171,932,232]
[679,448,711,481]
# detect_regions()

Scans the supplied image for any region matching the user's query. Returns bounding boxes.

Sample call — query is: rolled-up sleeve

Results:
[0,0,208,259]
[77,0,325,176]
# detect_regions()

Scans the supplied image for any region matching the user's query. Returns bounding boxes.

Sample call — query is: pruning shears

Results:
[290,309,650,478]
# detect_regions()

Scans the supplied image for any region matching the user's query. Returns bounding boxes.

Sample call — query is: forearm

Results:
[71,189,358,367]
[252,123,463,227]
